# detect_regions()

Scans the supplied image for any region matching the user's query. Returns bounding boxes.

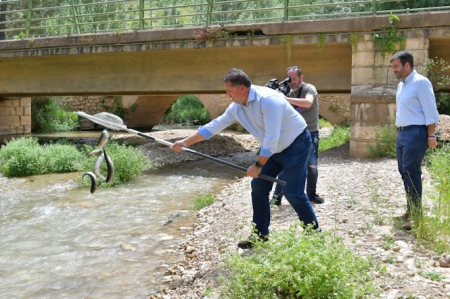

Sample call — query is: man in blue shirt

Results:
[389,50,440,230]
[171,68,319,248]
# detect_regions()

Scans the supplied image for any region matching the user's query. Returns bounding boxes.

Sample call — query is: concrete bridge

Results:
[1,11,450,157]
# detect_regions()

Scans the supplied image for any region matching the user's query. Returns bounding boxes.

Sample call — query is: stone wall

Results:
[0,97,31,135]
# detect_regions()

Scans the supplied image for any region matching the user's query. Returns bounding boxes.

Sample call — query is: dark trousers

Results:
[251,130,319,235]
[396,125,429,214]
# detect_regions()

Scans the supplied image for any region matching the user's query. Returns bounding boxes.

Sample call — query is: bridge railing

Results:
[0,0,448,41]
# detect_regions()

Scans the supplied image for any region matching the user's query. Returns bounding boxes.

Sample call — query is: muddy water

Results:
[0,160,243,298]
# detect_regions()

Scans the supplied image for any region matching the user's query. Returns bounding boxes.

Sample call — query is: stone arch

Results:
[194,94,232,120]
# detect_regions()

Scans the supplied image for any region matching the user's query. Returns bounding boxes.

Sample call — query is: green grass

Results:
[366,123,397,158]
[319,124,350,152]
[220,222,379,299]
[193,194,215,210]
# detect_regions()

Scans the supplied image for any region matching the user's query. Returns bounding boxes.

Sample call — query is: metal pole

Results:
[139,0,144,30]
[26,0,33,38]
[206,0,212,26]
[372,0,376,15]
[0,0,6,40]
[284,0,289,21]
[70,0,80,34]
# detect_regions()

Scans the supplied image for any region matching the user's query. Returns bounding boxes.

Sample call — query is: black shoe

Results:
[270,193,283,206]
[237,234,269,249]
[310,194,325,204]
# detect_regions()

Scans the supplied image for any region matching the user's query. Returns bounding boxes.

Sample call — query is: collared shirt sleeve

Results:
[417,77,440,126]
[259,94,285,157]
[198,104,237,139]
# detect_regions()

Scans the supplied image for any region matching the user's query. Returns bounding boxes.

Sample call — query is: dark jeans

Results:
[396,125,428,214]
[274,130,319,199]
[251,130,319,235]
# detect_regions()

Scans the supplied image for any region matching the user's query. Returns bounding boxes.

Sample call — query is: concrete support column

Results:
[349,30,430,158]
[0,97,31,135]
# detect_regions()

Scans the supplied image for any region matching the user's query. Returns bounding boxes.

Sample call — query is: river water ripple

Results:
[0,160,242,298]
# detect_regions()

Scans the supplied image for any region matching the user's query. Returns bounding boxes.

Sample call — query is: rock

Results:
[439,254,450,267]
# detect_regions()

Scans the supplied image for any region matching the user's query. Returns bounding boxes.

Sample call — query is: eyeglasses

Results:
[286,66,299,71]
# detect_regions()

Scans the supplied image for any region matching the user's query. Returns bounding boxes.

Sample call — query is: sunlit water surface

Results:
[0,160,242,298]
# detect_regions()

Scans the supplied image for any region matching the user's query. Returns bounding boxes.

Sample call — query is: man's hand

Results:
[428,138,438,149]
[171,139,188,153]
[247,164,262,178]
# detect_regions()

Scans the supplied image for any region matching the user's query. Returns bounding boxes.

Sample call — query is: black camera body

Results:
[265,77,291,95]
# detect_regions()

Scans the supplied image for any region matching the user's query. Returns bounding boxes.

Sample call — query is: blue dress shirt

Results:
[395,70,440,127]
[198,85,307,157]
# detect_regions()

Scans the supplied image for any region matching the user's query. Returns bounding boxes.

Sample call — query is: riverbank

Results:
[129,130,450,299]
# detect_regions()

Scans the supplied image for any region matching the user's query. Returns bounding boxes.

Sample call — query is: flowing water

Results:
[0,159,243,298]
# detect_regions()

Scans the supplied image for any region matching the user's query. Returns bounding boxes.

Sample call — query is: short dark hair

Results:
[286,66,302,76]
[222,68,252,88]
[390,50,414,69]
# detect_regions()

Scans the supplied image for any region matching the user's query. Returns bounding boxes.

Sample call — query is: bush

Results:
[162,95,210,126]
[77,141,152,187]
[0,138,151,188]
[32,98,79,132]
[366,123,397,158]
[220,222,379,298]
[319,124,350,152]
[427,57,450,115]
[193,194,215,210]
[0,137,85,177]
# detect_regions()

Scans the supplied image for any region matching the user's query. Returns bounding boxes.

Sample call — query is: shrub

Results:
[319,124,350,152]
[220,222,379,298]
[162,95,210,126]
[77,141,152,187]
[31,98,79,132]
[0,137,85,177]
[366,123,397,158]
[0,138,151,189]
[427,57,450,115]
[193,194,215,210]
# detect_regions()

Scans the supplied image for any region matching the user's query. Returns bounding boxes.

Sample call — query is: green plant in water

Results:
[194,194,215,210]
[278,34,293,65]
[372,13,405,58]
[220,222,379,298]
[366,123,397,158]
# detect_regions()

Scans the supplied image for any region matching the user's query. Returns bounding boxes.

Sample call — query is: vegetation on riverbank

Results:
[31,98,79,133]
[221,223,379,299]
[0,138,150,188]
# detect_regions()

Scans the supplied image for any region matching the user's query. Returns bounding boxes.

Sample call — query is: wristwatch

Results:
[254,161,265,168]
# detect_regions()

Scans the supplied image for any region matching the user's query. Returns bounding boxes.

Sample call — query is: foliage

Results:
[427,57,450,115]
[0,138,151,189]
[220,222,379,298]
[319,124,350,152]
[193,194,215,210]
[366,123,397,158]
[161,95,210,126]
[31,98,79,133]
[77,141,151,188]
[0,137,86,177]
[372,13,405,58]
[420,142,450,253]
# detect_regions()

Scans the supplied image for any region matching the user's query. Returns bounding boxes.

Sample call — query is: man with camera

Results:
[170,68,319,249]
[271,66,325,206]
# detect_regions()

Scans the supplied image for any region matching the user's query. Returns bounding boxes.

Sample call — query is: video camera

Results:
[265,77,291,96]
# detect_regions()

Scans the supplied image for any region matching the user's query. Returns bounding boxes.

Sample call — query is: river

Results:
[0,155,243,298]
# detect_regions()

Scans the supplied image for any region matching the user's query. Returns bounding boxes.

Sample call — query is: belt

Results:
[397,125,426,131]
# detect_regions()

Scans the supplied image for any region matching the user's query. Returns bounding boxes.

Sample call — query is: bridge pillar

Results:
[0,97,31,135]
[349,30,430,158]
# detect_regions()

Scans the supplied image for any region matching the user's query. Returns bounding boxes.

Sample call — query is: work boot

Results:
[237,233,269,249]
[309,194,325,204]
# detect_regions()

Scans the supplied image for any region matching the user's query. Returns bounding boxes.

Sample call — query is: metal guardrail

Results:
[0,0,448,41]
